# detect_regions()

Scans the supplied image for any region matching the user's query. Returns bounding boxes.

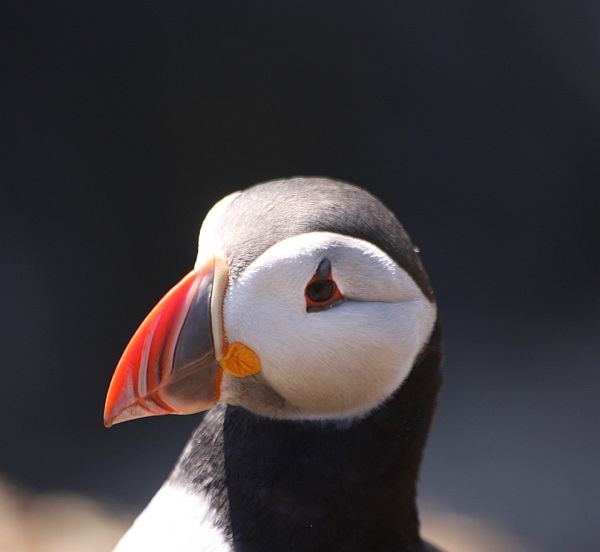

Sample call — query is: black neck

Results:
[172,323,442,552]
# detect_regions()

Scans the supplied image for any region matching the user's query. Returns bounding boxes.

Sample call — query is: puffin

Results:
[104,177,443,552]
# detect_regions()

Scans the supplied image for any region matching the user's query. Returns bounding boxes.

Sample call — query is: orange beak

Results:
[104,258,224,427]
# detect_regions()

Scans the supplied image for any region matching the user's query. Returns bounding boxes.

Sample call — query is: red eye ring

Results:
[305,259,344,312]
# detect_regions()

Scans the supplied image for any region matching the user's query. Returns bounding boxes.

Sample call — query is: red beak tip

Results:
[103,400,127,428]
[104,402,160,427]
[103,408,116,428]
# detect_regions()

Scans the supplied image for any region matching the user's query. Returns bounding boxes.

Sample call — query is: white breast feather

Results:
[113,483,231,552]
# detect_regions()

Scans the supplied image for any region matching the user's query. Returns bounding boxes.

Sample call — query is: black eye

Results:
[306,279,335,303]
[305,258,344,312]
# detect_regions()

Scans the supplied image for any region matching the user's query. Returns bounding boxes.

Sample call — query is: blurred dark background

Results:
[2,2,599,551]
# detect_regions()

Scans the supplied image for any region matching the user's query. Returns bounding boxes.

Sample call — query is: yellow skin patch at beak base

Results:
[220,342,262,378]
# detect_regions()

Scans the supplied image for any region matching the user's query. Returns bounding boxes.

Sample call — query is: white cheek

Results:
[224,287,436,418]
[221,231,437,419]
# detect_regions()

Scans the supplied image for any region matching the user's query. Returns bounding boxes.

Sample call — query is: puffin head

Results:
[104,177,437,426]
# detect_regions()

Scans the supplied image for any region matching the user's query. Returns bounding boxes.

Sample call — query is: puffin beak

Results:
[104,257,227,427]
